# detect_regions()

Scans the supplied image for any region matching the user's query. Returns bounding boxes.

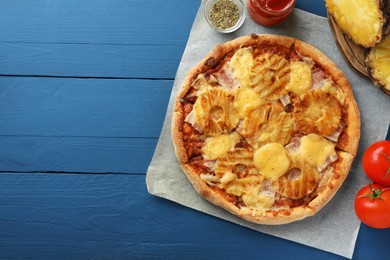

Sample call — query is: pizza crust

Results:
[172,99,189,165]
[171,34,361,225]
[309,151,354,213]
[181,163,315,225]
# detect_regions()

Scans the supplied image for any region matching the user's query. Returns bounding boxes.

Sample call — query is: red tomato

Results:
[354,184,390,229]
[362,140,390,186]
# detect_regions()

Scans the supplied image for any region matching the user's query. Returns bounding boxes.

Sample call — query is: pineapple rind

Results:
[367,35,390,94]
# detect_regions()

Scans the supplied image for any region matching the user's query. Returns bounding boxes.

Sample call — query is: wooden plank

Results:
[0,136,157,173]
[0,1,327,79]
[0,0,200,78]
[0,77,171,138]
[0,172,353,259]
[0,0,323,47]
[0,0,200,45]
[0,42,187,79]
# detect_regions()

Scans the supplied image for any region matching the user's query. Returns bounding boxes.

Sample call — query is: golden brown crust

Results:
[172,99,188,165]
[337,98,361,156]
[181,163,315,225]
[171,34,360,225]
[309,151,354,213]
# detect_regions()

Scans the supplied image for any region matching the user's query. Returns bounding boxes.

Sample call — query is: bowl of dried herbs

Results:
[204,0,246,33]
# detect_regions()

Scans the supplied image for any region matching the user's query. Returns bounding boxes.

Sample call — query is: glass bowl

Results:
[204,0,246,33]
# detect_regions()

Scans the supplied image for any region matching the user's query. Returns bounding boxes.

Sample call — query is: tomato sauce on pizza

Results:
[172,34,360,224]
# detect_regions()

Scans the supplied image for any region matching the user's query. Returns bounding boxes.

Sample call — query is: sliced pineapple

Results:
[236,105,269,140]
[321,81,347,105]
[193,87,239,136]
[220,172,263,197]
[366,35,390,95]
[214,148,258,179]
[250,53,291,100]
[326,0,387,48]
[254,106,293,148]
[272,154,319,199]
[294,89,342,136]
[237,103,293,149]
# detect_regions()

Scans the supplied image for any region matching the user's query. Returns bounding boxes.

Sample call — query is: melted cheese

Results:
[286,61,312,95]
[298,134,336,168]
[253,143,290,181]
[220,172,263,196]
[229,47,254,88]
[321,81,346,105]
[220,171,236,187]
[191,74,217,94]
[220,171,275,210]
[201,132,241,160]
[242,187,275,210]
[234,87,264,117]
[200,174,220,186]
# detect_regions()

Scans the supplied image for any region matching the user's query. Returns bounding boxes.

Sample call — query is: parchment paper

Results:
[146,2,390,259]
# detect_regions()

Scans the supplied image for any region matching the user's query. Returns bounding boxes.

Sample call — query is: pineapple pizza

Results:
[172,34,360,225]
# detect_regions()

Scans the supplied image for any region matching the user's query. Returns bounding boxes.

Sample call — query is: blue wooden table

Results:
[0,1,389,259]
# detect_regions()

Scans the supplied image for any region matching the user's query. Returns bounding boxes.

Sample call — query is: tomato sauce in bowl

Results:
[247,0,296,27]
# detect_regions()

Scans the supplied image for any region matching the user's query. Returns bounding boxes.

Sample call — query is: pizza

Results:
[171,34,360,225]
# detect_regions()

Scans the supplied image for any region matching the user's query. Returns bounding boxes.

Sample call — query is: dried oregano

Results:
[209,0,240,29]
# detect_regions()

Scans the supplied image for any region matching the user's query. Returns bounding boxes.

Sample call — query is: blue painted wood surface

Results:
[0,1,388,259]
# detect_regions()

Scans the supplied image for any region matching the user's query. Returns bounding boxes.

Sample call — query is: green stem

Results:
[382,152,390,161]
[357,184,389,201]
[382,152,390,177]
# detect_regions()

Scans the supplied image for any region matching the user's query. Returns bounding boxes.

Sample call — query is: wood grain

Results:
[0,1,388,259]
[0,42,190,79]
[0,136,157,173]
[0,77,171,138]
[0,0,200,78]
[0,172,386,259]
[0,173,346,259]
[0,0,199,45]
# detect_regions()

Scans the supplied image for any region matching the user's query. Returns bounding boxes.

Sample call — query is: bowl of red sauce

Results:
[247,0,296,27]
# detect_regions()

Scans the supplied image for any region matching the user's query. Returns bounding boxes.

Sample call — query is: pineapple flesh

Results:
[272,154,319,199]
[366,35,390,95]
[326,0,387,48]
[294,89,342,136]
[193,87,239,136]
[250,53,290,100]
[237,104,293,149]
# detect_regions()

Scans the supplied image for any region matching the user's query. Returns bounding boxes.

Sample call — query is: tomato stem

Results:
[357,184,385,201]
[382,152,390,177]
[382,151,390,161]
